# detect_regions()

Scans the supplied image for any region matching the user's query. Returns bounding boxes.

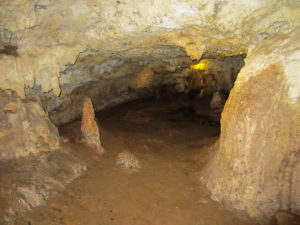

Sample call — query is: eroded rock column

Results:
[202,28,300,223]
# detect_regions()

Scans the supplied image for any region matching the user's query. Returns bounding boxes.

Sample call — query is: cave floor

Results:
[20,96,254,225]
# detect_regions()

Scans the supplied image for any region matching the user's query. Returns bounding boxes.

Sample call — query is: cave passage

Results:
[16,94,255,225]
[1,1,300,223]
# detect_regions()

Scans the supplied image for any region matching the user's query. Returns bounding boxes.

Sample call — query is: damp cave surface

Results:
[18,94,255,225]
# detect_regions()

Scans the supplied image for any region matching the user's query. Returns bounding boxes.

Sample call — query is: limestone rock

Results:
[0,0,294,125]
[81,97,104,154]
[17,186,48,210]
[0,148,87,224]
[0,88,87,224]
[191,55,245,96]
[273,211,300,225]
[33,54,243,126]
[210,91,226,112]
[0,89,60,159]
[201,28,300,223]
[116,151,141,170]
[0,0,299,98]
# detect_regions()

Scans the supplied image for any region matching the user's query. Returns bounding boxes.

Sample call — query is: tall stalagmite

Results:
[81,97,105,154]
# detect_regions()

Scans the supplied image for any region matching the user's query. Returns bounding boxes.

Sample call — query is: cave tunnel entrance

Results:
[15,54,252,225]
[57,52,247,151]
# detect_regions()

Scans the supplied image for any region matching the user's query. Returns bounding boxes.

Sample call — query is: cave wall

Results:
[189,55,245,97]
[0,0,299,98]
[0,89,60,159]
[202,28,300,223]
[27,46,195,125]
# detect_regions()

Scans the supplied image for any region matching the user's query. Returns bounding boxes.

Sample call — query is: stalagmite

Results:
[81,97,105,154]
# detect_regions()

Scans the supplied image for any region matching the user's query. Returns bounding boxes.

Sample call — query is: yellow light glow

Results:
[224,52,246,57]
[190,60,207,71]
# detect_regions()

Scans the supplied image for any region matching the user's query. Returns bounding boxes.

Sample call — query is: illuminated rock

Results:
[81,97,104,154]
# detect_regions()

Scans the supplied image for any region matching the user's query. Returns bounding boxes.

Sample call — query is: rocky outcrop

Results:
[81,97,104,154]
[0,89,60,159]
[201,28,300,223]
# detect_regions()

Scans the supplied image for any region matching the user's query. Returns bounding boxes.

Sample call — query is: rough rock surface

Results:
[201,28,300,223]
[273,211,300,225]
[0,0,299,223]
[116,151,141,170]
[27,53,244,125]
[42,63,192,125]
[2,0,292,125]
[0,88,87,224]
[0,89,60,159]
[81,97,104,154]
[0,0,299,99]
[191,55,245,97]
[209,91,226,112]
[0,148,87,225]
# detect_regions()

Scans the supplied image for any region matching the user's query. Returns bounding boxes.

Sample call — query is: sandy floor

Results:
[19,97,255,225]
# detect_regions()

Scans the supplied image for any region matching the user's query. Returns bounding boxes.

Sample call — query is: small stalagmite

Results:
[81,97,105,154]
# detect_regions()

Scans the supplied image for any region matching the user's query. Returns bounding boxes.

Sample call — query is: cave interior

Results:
[0,1,300,225]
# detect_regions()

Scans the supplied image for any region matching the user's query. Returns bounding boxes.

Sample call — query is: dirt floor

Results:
[18,96,255,225]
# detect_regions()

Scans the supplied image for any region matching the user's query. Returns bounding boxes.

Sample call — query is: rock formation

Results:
[116,151,141,170]
[201,28,300,223]
[0,148,87,224]
[0,0,299,224]
[81,97,104,154]
[209,91,226,112]
[0,88,87,224]
[273,211,300,225]
[0,89,60,159]
[0,0,298,125]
